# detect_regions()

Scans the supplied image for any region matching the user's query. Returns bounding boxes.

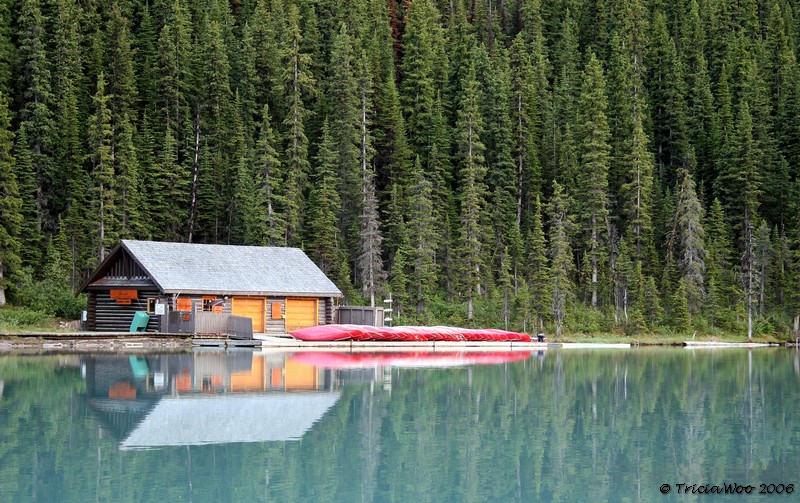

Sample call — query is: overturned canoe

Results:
[289,324,531,342]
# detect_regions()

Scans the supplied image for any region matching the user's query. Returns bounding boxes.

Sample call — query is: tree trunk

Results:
[0,263,6,306]
[187,107,201,243]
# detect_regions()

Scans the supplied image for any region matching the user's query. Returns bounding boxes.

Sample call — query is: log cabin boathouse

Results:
[78,240,342,334]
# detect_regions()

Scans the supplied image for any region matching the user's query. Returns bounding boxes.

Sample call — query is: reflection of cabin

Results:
[81,352,350,449]
[119,393,341,449]
[78,240,342,334]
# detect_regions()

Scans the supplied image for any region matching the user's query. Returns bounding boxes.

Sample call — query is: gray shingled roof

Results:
[121,240,342,296]
[120,392,341,449]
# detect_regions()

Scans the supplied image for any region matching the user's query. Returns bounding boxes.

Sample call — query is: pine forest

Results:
[2,0,800,338]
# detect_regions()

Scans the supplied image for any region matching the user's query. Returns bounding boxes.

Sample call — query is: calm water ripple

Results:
[0,348,798,502]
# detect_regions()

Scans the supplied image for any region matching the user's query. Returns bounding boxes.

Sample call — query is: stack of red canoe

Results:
[289,324,531,342]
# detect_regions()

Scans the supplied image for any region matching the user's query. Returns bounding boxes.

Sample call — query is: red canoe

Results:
[289,324,531,343]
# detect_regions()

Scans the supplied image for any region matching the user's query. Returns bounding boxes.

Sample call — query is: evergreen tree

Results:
[13,126,41,267]
[153,127,189,241]
[674,165,706,322]
[155,0,193,240]
[87,73,116,261]
[106,3,141,238]
[281,4,314,246]
[576,54,611,308]
[248,0,281,116]
[388,214,412,322]
[230,96,265,246]
[508,34,542,228]
[197,15,235,243]
[306,119,351,294]
[455,60,487,321]
[400,0,444,165]
[704,197,739,328]
[547,181,574,339]
[620,74,656,271]
[716,101,762,240]
[648,10,689,186]
[548,8,580,185]
[680,0,716,193]
[368,0,411,202]
[328,24,361,274]
[526,194,550,331]
[612,235,636,328]
[17,0,54,241]
[158,0,192,165]
[483,45,518,275]
[407,156,437,316]
[642,274,664,327]
[52,0,88,282]
[0,0,15,96]
[357,49,386,307]
[52,0,84,218]
[0,94,21,305]
[753,220,774,316]
[607,32,634,220]
[786,180,800,334]
[232,155,265,246]
[670,277,691,331]
[255,105,285,245]
[237,22,259,145]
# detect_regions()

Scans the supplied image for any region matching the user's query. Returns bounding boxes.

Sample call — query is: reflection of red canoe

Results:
[290,324,531,342]
[289,351,533,369]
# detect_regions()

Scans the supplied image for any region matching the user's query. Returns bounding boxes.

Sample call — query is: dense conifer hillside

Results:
[1,0,799,336]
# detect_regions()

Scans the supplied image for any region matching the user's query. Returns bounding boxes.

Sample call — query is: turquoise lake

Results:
[1,348,799,502]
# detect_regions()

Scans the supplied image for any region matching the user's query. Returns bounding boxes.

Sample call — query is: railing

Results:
[335,306,385,327]
[168,311,253,339]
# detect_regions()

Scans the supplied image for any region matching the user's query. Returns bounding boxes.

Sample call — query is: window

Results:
[146,298,157,314]
[176,297,193,312]
[203,296,223,313]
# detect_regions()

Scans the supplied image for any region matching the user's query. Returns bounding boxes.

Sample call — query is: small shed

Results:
[79,240,342,334]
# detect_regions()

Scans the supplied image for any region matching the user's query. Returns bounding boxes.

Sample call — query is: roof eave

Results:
[120,240,167,292]
[161,290,343,297]
[77,243,125,293]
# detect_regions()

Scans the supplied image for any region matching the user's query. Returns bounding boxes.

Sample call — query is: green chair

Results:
[129,311,150,332]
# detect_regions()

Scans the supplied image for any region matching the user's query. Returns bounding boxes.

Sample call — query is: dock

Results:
[683,341,779,348]
[1,331,637,352]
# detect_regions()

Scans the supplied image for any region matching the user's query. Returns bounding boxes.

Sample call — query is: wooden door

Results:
[285,298,318,332]
[231,297,265,333]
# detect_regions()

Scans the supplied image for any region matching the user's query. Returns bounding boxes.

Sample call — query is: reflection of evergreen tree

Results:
[2,351,800,501]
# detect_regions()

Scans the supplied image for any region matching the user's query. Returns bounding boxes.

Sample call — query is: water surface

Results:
[1,348,798,502]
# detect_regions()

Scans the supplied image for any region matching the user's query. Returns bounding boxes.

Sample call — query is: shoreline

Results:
[0,330,792,353]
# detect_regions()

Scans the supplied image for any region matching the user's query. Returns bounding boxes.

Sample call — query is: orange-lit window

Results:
[176,298,192,312]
